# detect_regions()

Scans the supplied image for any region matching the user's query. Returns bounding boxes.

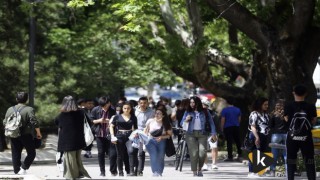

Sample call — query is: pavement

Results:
[0,134,311,180]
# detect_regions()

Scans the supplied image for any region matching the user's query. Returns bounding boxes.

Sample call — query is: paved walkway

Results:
[0,135,309,179]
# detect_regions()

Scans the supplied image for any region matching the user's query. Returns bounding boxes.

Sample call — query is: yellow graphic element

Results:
[248,152,273,175]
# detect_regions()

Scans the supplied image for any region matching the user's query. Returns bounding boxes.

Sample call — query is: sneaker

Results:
[197,171,203,177]
[100,172,105,177]
[266,170,275,177]
[193,172,198,177]
[248,172,260,178]
[223,158,233,162]
[211,164,218,170]
[18,168,27,175]
[202,163,208,171]
[111,173,117,177]
[138,171,143,176]
[84,151,92,158]
[119,172,124,176]
[152,172,160,177]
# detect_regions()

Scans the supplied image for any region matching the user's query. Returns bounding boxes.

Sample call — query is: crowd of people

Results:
[2,83,318,180]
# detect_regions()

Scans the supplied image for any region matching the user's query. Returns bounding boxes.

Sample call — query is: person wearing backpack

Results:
[2,92,42,175]
[284,84,317,180]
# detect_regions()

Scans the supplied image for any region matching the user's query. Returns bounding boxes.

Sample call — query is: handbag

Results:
[84,115,94,146]
[242,131,255,151]
[150,126,163,137]
[165,136,176,157]
[34,138,42,149]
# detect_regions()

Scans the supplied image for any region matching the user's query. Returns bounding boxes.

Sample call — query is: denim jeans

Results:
[270,133,287,171]
[146,138,166,175]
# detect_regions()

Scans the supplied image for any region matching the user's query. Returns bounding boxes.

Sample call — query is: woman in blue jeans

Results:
[144,106,172,177]
[269,99,287,177]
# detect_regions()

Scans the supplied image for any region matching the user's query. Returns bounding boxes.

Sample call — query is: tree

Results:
[105,0,320,107]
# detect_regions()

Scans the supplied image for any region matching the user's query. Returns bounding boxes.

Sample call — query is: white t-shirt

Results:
[193,111,201,130]
[146,118,165,136]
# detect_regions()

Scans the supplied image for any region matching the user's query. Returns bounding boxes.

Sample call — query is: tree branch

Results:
[206,0,270,49]
[287,0,315,39]
[206,48,250,79]
[185,0,203,43]
[159,0,194,47]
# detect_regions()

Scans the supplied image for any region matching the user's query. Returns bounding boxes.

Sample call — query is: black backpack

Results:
[288,107,312,140]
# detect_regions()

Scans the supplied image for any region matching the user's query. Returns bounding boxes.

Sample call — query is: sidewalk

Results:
[0,134,302,179]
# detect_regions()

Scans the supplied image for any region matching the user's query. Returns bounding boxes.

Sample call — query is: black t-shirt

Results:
[112,114,138,131]
[269,115,288,134]
[284,101,317,131]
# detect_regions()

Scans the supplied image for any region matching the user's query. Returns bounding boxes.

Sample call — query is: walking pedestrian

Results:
[135,96,155,176]
[201,99,219,170]
[220,98,242,162]
[109,102,139,176]
[180,96,217,177]
[90,96,117,177]
[55,95,90,179]
[144,107,172,177]
[3,92,42,175]
[284,84,317,180]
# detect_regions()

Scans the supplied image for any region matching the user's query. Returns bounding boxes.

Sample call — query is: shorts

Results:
[208,137,218,149]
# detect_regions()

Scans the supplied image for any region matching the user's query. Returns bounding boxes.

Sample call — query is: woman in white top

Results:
[144,105,172,177]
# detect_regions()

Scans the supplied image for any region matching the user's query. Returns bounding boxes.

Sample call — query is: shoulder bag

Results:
[84,115,94,146]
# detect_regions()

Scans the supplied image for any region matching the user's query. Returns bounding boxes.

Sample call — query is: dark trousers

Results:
[83,143,93,151]
[286,135,316,180]
[96,137,115,174]
[248,132,268,172]
[224,126,242,159]
[138,145,145,172]
[10,134,36,174]
[115,133,138,174]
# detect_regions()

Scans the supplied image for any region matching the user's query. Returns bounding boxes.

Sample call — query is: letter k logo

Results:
[248,150,273,175]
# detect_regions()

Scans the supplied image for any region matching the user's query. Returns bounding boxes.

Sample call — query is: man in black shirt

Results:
[284,84,317,180]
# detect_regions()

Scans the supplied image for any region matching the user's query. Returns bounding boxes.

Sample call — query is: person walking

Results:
[247,97,270,178]
[201,99,219,170]
[284,84,317,180]
[77,98,94,158]
[3,92,42,175]
[144,107,172,177]
[135,96,154,176]
[55,95,90,179]
[180,96,217,177]
[220,98,242,162]
[110,102,139,176]
[90,96,117,177]
[269,99,287,177]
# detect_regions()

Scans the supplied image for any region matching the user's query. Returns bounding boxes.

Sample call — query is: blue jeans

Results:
[146,138,166,175]
[270,133,287,171]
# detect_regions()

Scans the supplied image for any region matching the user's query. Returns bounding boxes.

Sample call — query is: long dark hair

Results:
[156,106,172,131]
[251,97,268,112]
[119,102,135,117]
[186,96,204,112]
